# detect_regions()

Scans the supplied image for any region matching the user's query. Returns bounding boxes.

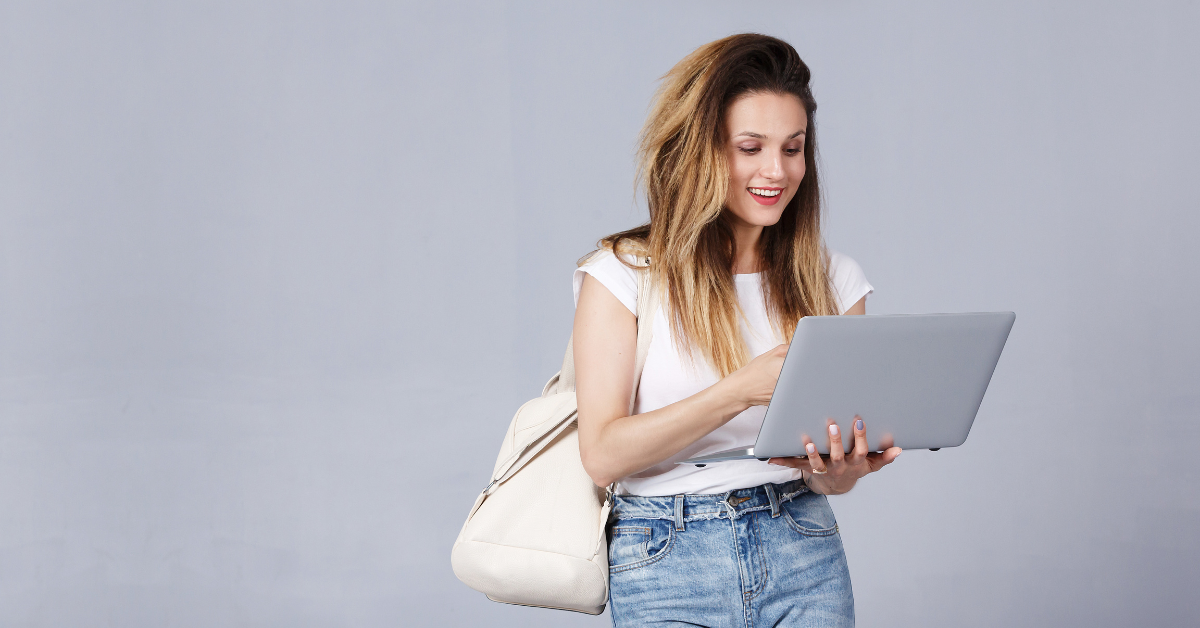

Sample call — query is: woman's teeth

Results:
[749,188,782,197]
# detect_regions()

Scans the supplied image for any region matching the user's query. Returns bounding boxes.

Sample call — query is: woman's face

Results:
[722,91,808,230]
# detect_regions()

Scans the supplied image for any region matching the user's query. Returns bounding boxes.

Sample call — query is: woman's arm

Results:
[843,294,866,316]
[573,274,787,488]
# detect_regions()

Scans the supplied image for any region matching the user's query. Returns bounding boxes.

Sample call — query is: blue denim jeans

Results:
[607,479,854,627]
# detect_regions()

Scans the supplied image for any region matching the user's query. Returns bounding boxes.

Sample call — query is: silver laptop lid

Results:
[751,312,1015,458]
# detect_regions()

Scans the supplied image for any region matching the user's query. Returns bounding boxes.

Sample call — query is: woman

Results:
[572,34,902,626]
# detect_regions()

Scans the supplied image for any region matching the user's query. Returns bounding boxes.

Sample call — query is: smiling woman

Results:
[724,92,810,266]
[571,33,896,626]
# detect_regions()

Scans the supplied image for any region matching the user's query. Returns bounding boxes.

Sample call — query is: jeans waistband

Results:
[611,479,809,528]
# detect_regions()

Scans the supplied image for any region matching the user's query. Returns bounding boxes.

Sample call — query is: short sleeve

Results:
[573,249,639,315]
[828,250,874,314]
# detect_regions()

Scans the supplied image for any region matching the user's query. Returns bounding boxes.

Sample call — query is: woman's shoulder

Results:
[827,249,874,314]
[572,248,642,314]
[827,249,863,278]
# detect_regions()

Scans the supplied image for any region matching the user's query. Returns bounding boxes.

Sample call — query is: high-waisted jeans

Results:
[607,479,854,627]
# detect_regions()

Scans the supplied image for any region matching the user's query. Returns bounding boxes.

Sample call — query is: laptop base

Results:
[679,447,769,467]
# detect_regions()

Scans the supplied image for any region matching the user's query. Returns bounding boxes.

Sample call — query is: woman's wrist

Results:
[802,469,857,496]
[708,372,753,420]
[803,471,830,494]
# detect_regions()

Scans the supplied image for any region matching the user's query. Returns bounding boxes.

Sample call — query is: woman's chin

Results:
[727,205,786,228]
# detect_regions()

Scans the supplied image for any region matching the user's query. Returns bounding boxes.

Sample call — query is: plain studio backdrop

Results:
[1,1,1197,626]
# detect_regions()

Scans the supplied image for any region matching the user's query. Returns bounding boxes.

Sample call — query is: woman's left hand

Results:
[767,416,902,495]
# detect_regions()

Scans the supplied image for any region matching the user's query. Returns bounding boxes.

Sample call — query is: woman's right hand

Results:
[726,343,789,407]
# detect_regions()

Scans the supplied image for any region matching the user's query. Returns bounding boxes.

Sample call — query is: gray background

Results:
[1,1,1197,626]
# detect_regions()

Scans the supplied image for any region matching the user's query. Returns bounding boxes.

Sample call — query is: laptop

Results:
[679,312,1015,466]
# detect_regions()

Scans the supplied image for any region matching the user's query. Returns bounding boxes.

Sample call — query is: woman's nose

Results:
[760,153,784,180]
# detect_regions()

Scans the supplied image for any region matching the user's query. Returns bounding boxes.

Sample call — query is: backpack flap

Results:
[486,392,579,495]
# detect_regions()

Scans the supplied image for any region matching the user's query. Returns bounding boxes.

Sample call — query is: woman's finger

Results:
[766,457,811,470]
[850,416,868,463]
[827,421,845,465]
[865,447,902,472]
[805,440,828,475]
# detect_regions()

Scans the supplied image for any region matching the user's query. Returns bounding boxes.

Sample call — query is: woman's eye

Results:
[785,147,802,156]
[738,147,761,154]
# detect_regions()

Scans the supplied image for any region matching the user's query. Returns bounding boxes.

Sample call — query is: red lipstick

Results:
[748,187,784,206]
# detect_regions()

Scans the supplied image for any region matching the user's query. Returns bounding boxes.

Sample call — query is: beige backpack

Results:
[451,257,656,614]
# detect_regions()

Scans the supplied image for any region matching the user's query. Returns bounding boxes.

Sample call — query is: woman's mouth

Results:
[748,187,784,205]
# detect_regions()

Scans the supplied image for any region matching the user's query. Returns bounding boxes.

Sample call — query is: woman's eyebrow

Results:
[733,129,807,139]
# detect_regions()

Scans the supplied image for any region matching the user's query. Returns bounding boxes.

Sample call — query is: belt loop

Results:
[673,494,686,531]
[765,483,780,518]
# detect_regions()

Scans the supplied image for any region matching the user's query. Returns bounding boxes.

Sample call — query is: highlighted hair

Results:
[591,33,839,377]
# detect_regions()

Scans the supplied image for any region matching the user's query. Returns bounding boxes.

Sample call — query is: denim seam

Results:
[728,516,753,628]
[744,513,769,602]
[610,513,684,527]
[765,483,780,518]
[615,504,778,522]
[611,483,809,523]
[608,524,677,574]
[727,505,772,518]
[780,505,839,537]
[780,488,809,502]
[621,483,802,498]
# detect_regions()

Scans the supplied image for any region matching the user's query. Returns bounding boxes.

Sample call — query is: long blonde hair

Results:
[591,33,839,377]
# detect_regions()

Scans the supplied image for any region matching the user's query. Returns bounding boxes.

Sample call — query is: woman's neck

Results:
[730,222,764,274]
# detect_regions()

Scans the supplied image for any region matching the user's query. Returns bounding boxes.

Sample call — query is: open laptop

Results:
[679,312,1015,466]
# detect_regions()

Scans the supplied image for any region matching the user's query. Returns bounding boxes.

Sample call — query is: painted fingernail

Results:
[829,424,839,436]
[855,419,863,431]
[806,443,816,454]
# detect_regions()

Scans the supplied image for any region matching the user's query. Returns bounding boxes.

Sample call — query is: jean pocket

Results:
[607,518,674,573]
[781,491,840,537]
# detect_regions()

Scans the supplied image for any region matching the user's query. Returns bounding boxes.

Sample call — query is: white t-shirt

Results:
[572,249,874,496]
